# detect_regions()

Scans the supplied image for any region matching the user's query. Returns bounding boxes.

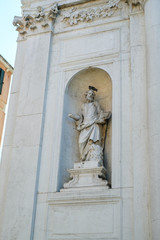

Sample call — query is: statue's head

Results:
[85,86,97,102]
[37,6,42,12]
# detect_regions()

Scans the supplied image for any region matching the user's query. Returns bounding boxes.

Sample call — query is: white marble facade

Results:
[0,0,160,240]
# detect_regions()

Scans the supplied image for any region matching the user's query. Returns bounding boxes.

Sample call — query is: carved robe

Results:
[77,101,109,162]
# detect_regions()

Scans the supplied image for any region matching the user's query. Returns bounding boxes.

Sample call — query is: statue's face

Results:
[86,90,95,102]
[37,6,42,12]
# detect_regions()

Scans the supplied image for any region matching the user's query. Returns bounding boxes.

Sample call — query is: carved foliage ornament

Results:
[62,0,146,26]
[129,0,146,7]
[13,4,58,35]
[62,0,122,25]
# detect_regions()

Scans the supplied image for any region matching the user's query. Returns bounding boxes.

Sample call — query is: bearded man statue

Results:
[68,86,111,167]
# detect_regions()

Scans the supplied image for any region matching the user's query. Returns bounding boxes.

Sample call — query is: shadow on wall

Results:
[57,67,112,190]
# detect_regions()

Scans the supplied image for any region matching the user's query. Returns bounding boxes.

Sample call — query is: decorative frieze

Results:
[62,0,146,26]
[62,0,123,26]
[13,3,58,35]
[14,0,146,33]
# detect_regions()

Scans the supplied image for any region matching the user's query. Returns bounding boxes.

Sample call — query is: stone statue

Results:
[68,86,111,167]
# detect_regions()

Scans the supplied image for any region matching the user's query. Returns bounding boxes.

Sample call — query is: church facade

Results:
[0,0,160,240]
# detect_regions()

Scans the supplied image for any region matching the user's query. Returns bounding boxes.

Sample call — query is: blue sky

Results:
[0,1,21,67]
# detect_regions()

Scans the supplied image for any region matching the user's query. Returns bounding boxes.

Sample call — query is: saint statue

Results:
[68,86,111,167]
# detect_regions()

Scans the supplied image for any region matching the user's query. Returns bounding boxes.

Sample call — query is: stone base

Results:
[74,160,103,169]
[62,163,108,191]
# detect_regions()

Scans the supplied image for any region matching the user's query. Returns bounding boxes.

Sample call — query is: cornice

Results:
[0,55,14,73]
[20,0,146,9]
[14,0,146,35]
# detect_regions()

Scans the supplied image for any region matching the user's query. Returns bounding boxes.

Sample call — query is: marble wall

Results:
[0,0,159,240]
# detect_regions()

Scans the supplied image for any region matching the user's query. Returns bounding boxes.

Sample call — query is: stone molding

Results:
[13,3,58,35]
[48,189,120,205]
[14,0,147,33]
[62,0,146,26]
[20,0,146,8]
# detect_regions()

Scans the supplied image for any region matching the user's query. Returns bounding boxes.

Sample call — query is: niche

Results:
[57,67,112,190]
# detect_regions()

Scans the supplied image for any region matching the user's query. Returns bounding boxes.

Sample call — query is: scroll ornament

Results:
[13,4,58,35]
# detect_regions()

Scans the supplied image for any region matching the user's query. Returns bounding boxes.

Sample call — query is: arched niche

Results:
[57,67,112,190]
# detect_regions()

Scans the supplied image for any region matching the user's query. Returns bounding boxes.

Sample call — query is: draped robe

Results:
[77,101,104,161]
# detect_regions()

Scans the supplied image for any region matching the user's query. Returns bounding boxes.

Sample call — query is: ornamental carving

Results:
[62,0,146,26]
[13,4,58,35]
[62,0,122,26]
[129,0,146,7]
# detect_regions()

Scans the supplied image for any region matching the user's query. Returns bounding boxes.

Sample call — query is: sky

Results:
[0,1,22,67]
[0,1,21,159]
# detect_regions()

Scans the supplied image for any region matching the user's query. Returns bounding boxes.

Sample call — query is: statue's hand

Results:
[68,113,80,121]
[95,111,112,124]
[107,112,112,119]
[68,113,74,118]
[95,119,105,124]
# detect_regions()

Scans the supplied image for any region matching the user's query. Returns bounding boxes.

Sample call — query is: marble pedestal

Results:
[63,161,109,191]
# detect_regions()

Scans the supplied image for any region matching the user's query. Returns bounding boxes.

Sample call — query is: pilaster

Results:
[129,5,151,240]
[0,3,58,240]
[145,0,160,239]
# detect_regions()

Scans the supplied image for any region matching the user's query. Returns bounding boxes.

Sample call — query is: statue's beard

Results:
[86,96,94,102]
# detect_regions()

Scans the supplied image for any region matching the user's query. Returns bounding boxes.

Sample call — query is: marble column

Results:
[145,0,160,239]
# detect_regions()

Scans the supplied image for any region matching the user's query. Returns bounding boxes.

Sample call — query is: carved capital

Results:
[127,0,146,10]
[13,3,58,36]
[130,0,146,6]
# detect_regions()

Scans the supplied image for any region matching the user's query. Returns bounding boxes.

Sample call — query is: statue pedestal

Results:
[62,161,109,191]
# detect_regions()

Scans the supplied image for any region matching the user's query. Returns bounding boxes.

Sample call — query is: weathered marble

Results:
[0,0,159,240]
[145,0,160,239]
